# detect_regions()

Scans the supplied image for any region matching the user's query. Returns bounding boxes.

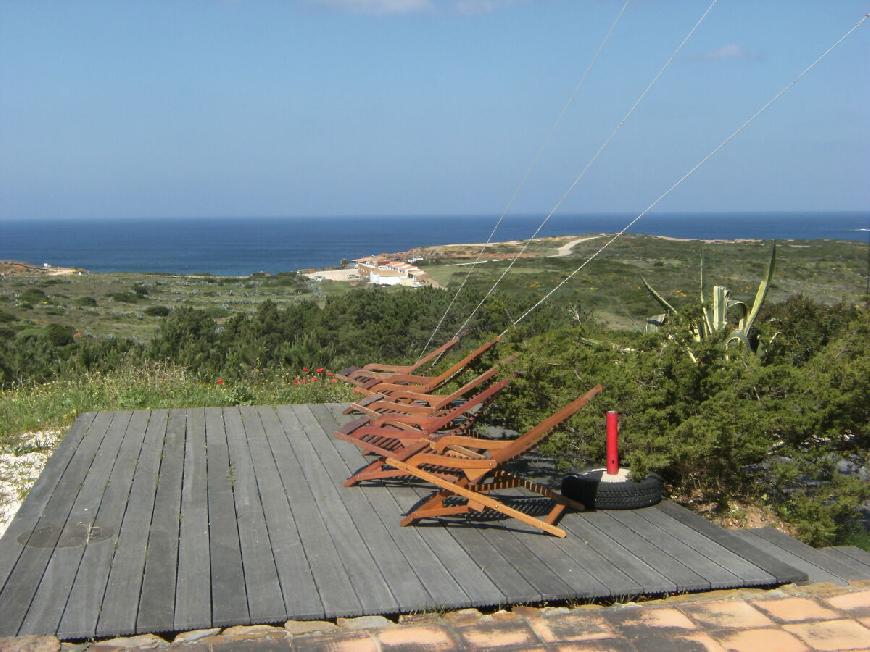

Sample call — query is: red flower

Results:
[303,367,309,372]
[326,371,334,376]
[331,378,337,383]
[316,367,325,374]
[216,378,224,385]
[311,377,319,382]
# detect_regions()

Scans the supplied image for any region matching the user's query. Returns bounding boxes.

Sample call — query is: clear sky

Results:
[0,0,867,220]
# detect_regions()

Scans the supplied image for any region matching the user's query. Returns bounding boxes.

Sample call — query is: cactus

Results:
[642,243,776,353]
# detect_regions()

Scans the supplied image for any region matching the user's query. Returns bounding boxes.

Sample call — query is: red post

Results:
[606,411,619,475]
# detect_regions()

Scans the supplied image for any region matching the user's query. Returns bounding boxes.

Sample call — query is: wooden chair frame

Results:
[379,385,604,537]
[344,354,518,417]
[337,337,459,386]
[347,338,499,396]
[335,376,513,470]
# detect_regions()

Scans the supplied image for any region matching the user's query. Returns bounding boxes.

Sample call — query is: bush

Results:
[0,310,16,323]
[76,296,98,307]
[20,288,47,304]
[109,291,140,303]
[145,305,170,317]
[45,324,75,346]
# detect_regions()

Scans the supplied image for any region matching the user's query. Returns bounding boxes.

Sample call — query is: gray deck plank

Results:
[609,509,740,590]
[560,515,677,594]
[204,407,249,627]
[389,486,512,608]
[453,511,575,601]
[730,531,845,585]
[816,549,870,580]
[323,406,508,609]
[223,407,285,624]
[296,404,433,612]
[586,512,710,592]
[136,410,187,633]
[96,410,169,637]
[278,405,399,615]
[0,413,95,594]
[540,515,643,598]
[243,407,322,619]
[18,411,132,638]
[174,409,212,631]
[509,520,626,599]
[750,527,858,582]
[312,403,480,609]
[0,411,120,636]
[656,501,807,584]
[268,406,363,617]
[830,546,870,570]
[635,507,775,587]
[52,411,150,639]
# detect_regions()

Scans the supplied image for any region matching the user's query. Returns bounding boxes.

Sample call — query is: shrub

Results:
[76,296,98,307]
[20,288,47,304]
[145,305,170,317]
[108,291,140,303]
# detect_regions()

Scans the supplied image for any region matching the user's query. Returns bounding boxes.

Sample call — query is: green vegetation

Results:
[0,234,866,547]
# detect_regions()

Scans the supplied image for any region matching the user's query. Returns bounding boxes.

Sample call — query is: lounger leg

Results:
[345,460,406,486]
[400,490,486,526]
[387,458,567,537]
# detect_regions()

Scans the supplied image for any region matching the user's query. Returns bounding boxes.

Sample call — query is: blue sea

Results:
[0,212,867,276]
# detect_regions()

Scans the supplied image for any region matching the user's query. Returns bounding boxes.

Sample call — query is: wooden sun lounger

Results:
[335,376,513,471]
[337,337,459,386]
[382,385,604,537]
[344,354,518,417]
[350,338,500,397]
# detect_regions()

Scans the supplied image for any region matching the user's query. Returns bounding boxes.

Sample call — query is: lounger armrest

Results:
[362,362,412,372]
[367,401,433,416]
[377,372,430,384]
[431,436,512,452]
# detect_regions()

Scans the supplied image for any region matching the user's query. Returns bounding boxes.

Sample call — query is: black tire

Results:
[561,471,663,510]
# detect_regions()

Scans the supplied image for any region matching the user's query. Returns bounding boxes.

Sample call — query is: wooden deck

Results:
[0,403,825,639]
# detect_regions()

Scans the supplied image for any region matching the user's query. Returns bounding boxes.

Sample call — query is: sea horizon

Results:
[1,211,867,276]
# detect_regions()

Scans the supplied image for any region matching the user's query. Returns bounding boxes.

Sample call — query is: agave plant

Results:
[642,242,777,353]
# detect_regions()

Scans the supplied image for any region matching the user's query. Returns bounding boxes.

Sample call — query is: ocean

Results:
[0,212,867,276]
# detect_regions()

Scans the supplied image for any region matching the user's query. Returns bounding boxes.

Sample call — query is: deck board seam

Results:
[56,411,140,637]
[606,510,735,588]
[313,404,474,607]
[246,407,291,614]
[302,404,440,609]
[257,407,326,618]
[134,410,180,632]
[10,412,118,635]
[291,405,401,613]
[274,406,366,616]
[96,410,153,635]
[221,408,252,621]
[322,403,501,606]
[0,413,95,597]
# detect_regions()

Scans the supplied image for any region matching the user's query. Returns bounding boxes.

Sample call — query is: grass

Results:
[0,362,355,452]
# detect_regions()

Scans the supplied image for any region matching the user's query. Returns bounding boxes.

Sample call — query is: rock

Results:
[0,636,61,652]
[442,608,483,624]
[283,620,338,636]
[397,613,442,625]
[93,634,167,649]
[221,625,287,641]
[60,644,90,652]
[837,459,858,475]
[172,629,221,644]
[335,615,394,630]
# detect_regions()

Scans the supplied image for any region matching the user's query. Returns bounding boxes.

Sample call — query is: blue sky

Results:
[0,0,867,220]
